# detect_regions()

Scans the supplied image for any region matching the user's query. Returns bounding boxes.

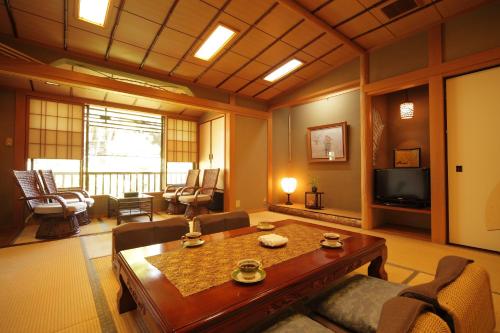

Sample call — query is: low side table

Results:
[108,194,153,225]
[305,191,324,209]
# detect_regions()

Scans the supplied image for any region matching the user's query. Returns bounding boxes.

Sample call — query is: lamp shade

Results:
[400,102,414,119]
[281,177,297,194]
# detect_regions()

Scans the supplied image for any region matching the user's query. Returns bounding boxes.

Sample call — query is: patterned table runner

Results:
[145,224,349,297]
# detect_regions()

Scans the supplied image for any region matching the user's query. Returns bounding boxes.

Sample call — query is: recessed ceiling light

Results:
[78,0,110,26]
[264,59,304,82]
[45,81,60,86]
[194,24,237,61]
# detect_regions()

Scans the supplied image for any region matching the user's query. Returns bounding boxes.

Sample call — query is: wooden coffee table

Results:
[116,220,387,332]
[108,194,153,225]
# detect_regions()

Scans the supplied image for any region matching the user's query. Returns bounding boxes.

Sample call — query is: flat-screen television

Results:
[374,168,430,208]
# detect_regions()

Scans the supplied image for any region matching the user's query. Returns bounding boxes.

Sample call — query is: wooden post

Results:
[360,53,373,229]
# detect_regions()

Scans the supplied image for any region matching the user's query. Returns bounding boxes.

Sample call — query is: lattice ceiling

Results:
[0,0,491,101]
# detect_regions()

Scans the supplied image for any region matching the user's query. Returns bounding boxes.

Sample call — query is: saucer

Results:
[183,239,205,248]
[320,239,343,249]
[257,223,275,231]
[231,268,266,284]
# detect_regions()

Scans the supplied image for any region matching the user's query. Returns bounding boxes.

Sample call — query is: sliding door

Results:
[446,66,500,252]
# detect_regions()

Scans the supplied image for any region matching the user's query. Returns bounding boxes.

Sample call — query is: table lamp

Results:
[281,177,297,205]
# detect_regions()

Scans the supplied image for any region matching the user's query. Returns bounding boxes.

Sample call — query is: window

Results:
[166,118,197,185]
[86,106,163,196]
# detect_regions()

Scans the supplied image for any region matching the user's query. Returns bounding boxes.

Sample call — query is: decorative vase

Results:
[312,186,317,193]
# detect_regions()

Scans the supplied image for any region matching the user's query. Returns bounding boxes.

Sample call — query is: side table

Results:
[108,194,153,225]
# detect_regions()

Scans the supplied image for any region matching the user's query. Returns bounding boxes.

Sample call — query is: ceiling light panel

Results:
[78,0,110,26]
[195,24,237,61]
[264,59,303,82]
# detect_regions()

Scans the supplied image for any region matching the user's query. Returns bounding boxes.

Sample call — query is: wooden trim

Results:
[276,0,365,55]
[359,53,373,229]
[267,114,273,205]
[365,47,500,95]
[0,59,269,118]
[269,80,360,110]
[4,0,18,38]
[104,0,124,60]
[16,89,200,121]
[224,113,235,211]
[13,91,27,228]
[428,75,447,244]
[371,204,431,215]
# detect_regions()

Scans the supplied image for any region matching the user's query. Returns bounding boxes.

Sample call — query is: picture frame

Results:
[306,122,348,163]
[394,148,421,168]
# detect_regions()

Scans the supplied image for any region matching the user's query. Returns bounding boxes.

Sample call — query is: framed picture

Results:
[394,148,421,168]
[306,122,348,163]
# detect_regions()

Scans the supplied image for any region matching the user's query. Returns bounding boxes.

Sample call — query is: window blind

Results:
[28,98,84,160]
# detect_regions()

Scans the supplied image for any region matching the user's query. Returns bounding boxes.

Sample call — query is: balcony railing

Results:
[53,171,187,196]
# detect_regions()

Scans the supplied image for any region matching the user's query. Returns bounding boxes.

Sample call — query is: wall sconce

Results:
[400,90,414,119]
[281,177,297,205]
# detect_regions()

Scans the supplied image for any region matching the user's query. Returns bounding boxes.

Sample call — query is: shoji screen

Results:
[28,98,84,160]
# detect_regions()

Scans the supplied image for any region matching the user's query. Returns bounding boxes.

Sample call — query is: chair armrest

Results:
[179,186,196,196]
[61,187,90,198]
[55,191,85,202]
[164,185,179,193]
[23,194,71,216]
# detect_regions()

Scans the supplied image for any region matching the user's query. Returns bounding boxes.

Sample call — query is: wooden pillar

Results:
[224,113,236,212]
[428,24,447,243]
[360,53,373,229]
[267,113,273,206]
[13,91,27,228]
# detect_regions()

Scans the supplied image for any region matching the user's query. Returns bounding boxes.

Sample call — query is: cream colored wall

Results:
[444,1,500,61]
[270,59,360,106]
[369,32,428,82]
[0,89,16,229]
[234,115,267,211]
[272,90,361,212]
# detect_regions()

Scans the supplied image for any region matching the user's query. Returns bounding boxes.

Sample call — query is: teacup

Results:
[181,231,202,245]
[323,232,340,245]
[237,259,261,280]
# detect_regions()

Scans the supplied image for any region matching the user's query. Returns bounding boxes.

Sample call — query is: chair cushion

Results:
[67,197,95,207]
[316,275,406,333]
[178,194,211,203]
[33,201,87,214]
[263,314,331,333]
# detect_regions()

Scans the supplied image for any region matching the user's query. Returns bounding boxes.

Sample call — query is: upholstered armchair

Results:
[13,170,87,239]
[163,169,200,214]
[38,169,94,225]
[179,168,220,219]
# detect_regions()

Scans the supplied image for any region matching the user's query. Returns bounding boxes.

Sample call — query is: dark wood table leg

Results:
[368,244,388,280]
[118,273,137,313]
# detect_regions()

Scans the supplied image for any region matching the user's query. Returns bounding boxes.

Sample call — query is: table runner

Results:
[145,224,349,297]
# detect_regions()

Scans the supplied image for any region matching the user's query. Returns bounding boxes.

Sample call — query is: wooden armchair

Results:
[179,168,220,219]
[38,169,94,225]
[163,169,200,214]
[13,170,87,239]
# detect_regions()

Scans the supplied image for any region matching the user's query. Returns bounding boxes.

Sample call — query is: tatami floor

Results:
[0,211,498,332]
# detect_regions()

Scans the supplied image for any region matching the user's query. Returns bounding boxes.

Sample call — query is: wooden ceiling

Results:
[0,0,490,101]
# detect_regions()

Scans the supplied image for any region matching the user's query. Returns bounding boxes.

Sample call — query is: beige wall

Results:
[234,115,268,211]
[270,59,360,106]
[373,85,430,169]
[444,1,500,61]
[272,89,361,212]
[0,88,16,229]
[369,31,428,82]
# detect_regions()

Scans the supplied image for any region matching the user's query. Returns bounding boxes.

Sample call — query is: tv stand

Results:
[371,203,431,215]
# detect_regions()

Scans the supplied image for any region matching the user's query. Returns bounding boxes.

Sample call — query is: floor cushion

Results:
[263,313,331,333]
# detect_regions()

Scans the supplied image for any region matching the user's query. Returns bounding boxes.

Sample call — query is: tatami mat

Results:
[0,238,99,332]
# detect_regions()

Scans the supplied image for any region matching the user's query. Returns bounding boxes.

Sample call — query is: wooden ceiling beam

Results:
[140,0,180,69]
[0,58,269,117]
[276,0,365,55]
[105,0,125,61]
[63,0,68,50]
[3,0,18,38]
